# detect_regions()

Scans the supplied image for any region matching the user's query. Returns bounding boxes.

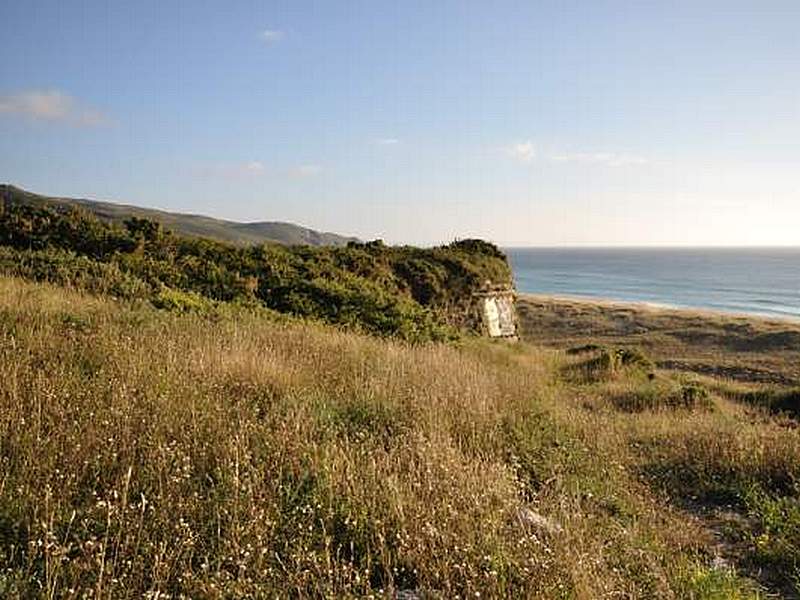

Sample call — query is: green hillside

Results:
[0,184,358,247]
[0,199,512,341]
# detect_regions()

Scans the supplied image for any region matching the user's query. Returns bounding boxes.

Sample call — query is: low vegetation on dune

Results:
[517,295,800,387]
[2,277,800,598]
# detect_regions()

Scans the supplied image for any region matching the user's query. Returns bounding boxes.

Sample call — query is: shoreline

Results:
[516,293,800,386]
[517,292,800,324]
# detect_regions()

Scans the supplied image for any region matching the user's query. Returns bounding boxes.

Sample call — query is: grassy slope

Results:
[0,184,358,247]
[4,277,796,598]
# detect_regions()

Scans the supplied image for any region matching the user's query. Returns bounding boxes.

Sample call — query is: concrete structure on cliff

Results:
[473,283,518,339]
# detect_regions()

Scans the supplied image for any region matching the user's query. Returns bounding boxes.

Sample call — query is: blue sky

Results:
[1,1,799,246]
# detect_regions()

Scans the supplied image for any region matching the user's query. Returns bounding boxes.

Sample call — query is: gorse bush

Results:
[678,382,712,408]
[151,287,214,313]
[611,380,713,413]
[567,345,653,382]
[0,246,151,300]
[0,202,512,340]
[745,488,800,581]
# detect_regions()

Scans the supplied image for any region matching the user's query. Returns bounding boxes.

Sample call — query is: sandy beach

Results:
[517,293,800,386]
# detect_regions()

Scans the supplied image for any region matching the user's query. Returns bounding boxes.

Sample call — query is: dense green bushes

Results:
[0,203,512,340]
[566,345,653,382]
[0,247,151,300]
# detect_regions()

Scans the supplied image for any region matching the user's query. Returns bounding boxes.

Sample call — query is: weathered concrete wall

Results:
[474,286,518,339]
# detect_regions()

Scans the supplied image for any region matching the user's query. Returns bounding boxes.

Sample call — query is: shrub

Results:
[677,563,763,600]
[612,380,712,413]
[569,346,653,382]
[0,204,512,341]
[0,246,151,299]
[615,347,653,369]
[566,343,605,355]
[151,287,214,313]
[738,388,800,419]
[678,382,711,408]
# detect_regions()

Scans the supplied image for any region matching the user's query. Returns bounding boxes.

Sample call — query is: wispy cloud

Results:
[0,89,109,126]
[242,161,266,174]
[375,138,400,146]
[550,152,648,167]
[196,161,322,180]
[507,141,536,163]
[505,139,647,167]
[197,161,266,179]
[288,164,322,178]
[261,29,285,44]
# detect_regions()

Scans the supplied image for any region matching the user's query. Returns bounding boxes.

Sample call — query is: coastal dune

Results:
[517,294,800,386]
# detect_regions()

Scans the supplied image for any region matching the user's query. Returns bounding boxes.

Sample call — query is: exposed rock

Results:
[710,555,730,571]
[516,507,563,536]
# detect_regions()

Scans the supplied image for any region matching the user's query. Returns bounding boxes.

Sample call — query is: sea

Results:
[506,247,800,320]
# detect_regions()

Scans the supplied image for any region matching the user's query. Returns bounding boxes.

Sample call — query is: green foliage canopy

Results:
[0,203,513,341]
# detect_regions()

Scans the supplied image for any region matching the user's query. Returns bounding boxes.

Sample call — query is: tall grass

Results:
[0,277,794,597]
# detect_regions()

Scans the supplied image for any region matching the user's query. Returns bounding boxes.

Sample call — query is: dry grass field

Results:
[2,279,799,597]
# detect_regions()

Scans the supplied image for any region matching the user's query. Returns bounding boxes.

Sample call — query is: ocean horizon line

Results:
[501,245,800,250]
[507,247,800,322]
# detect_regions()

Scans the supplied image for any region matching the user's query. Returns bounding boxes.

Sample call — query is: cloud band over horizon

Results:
[0,90,109,126]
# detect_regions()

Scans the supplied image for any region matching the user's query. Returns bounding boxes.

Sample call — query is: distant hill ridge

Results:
[0,184,358,247]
